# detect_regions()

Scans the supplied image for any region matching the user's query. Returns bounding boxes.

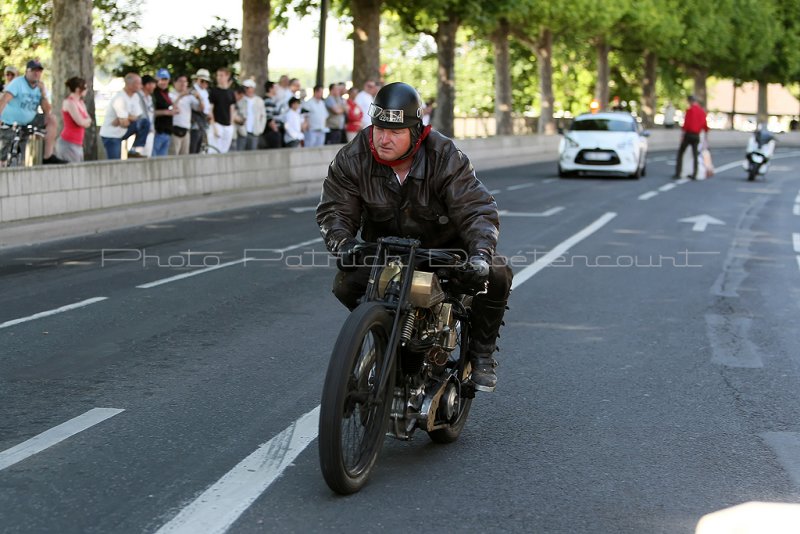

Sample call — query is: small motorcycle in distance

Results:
[743,126,776,181]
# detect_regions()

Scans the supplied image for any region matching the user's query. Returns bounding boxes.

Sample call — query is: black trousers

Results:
[332,256,513,351]
[675,132,700,178]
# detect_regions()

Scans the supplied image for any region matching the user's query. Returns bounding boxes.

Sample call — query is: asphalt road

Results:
[2,146,800,533]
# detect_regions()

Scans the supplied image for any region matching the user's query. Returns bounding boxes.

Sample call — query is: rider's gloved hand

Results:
[462,250,491,288]
[336,237,361,271]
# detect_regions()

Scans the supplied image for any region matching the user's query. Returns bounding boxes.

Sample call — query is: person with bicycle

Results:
[0,60,66,166]
[316,82,513,391]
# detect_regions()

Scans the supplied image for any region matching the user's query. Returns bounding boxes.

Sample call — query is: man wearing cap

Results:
[241,79,266,151]
[316,82,513,392]
[2,66,18,93]
[152,68,177,157]
[189,68,212,154]
[0,60,66,165]
[99,72,150,159]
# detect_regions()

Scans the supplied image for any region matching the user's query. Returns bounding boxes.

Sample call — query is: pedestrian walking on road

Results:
[672,95,708,180]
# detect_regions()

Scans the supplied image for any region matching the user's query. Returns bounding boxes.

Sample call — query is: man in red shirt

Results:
[672,95,708,179]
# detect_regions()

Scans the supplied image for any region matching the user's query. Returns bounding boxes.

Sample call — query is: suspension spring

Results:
[399,311,415,345]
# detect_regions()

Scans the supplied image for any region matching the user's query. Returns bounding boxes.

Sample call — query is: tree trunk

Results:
[757,80,768,124]
[595,37,610,111]
[491,19,512,136]
[433,15,459,138]
[641,50,657,128]
[240,0,270,96]
[692,69,707,108]
[535,28,555,135]
[351,0,382,88]
[51,0,96,159]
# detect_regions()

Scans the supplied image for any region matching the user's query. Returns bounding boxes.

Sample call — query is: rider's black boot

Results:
[468,297,507,392]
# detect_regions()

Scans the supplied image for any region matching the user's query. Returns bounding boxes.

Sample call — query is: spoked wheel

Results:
[427,316,473,444]
[319,302,395,494]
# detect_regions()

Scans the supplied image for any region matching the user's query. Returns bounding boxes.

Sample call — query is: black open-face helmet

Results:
[368,82,424,130]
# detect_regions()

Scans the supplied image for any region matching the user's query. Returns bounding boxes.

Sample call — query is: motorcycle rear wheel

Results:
[747,163,758,181]
[319,302,395,494]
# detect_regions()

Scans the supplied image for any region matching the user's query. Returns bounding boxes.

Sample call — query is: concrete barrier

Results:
[2,130,799,247]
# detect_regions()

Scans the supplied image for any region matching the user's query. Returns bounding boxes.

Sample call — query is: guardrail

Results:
[1,130,799,245]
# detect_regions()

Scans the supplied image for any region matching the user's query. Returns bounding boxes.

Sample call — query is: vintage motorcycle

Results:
[318,236,481,495]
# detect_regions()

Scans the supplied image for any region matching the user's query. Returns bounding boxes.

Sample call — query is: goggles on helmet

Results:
[368,103,407,124]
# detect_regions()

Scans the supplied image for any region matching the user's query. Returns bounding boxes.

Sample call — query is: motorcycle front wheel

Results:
[319,302,395,495]
[747,162,758,181]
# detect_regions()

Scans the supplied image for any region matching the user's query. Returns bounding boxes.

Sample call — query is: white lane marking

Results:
[498,207,564,217]
[676,178,691,184]
[0,408,124,471]
[658,183,676,192]
[0,297,108,330]
[488,189,502,195]
[289,207,317,213]
[796,256,800,271]
[793,233,800,254]
[638,191,659,200]
[511,212,617,290]
[543,178,558,184]
[155,213,614,529]
[155,406,320,534]
[713,160,745,174]
[794,204,800,216]
[136,238,324,289]
[506,183,537,191]
[649,156,670,163]
[761,432,800,489]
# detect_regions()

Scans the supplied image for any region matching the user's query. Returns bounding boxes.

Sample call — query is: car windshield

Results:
[571,119,635,132]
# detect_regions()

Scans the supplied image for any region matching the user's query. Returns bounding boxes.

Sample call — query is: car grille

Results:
[575,149,620,165]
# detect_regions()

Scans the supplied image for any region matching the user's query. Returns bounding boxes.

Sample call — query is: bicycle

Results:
[198,125,221,155]
[1,123,45,168]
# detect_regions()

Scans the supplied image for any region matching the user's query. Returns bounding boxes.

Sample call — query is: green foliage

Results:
[112,19,240,79]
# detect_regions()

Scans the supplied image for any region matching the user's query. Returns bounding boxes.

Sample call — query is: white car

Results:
[558,112,649,179]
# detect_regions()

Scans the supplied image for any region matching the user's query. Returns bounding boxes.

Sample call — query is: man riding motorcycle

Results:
[316,82,512,391]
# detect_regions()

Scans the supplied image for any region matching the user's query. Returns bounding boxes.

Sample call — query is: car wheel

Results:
[558,164,567,178]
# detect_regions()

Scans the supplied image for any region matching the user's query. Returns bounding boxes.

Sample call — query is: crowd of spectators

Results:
[0,59,417,166]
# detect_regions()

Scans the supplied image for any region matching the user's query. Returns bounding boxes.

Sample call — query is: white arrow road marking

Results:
[0,408,124,471]
[0,297,108,329]
[498,207,564,217]
[155,406,319,534]
[679,215,725,232]
[289,207,317,213]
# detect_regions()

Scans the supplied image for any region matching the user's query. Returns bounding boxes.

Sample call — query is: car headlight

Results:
[564,135,579,149]
[617,139,634,150]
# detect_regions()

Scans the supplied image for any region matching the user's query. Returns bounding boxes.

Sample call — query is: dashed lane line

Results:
[136,238,324,289]
[506,183,537,191]
[0,408,124,471]
[638,191,659,200]
[793,233,800,254]
[0,297,108,330]
[154,213,618,532]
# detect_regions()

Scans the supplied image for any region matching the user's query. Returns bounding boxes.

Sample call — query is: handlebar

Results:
[0,123,46,138]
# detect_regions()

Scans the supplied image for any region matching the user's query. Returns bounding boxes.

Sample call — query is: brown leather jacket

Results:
[316,128,499,256]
